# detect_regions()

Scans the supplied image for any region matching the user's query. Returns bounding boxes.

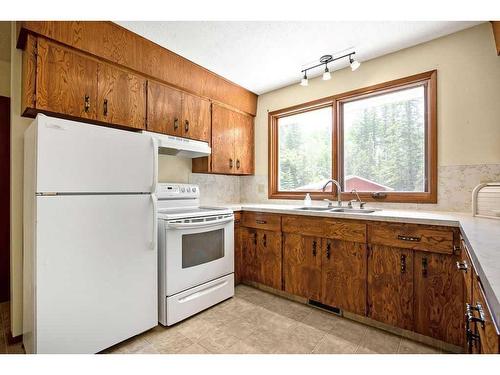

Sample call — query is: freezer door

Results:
[34,115,156,193]
[34,194,157,354]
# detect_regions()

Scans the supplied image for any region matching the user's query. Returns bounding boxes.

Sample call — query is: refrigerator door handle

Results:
[151,137,158,193]
[151,194,158,250]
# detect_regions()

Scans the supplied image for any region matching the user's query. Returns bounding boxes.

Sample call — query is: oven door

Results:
[164,214,234,296]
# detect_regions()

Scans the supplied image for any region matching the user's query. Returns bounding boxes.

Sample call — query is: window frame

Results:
[268,70,437,203]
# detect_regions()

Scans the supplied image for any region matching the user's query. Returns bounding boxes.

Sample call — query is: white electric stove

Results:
[156,183,235,326]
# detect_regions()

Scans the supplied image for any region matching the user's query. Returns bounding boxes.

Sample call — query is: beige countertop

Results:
[218,203,500,328]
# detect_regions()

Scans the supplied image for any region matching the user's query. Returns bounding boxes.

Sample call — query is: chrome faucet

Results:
[322,179,342,207]
[348,189,366,209]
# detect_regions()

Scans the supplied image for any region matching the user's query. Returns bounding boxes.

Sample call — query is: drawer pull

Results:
[400,254,407,273]
[397,235,421,242]
[255,220,267,224]
[456,260,468,272]
[466,303,485,328]
[84,94,90,113]
[421,257,428,277]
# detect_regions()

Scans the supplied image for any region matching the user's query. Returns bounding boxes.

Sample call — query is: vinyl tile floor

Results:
[0,285,445,355]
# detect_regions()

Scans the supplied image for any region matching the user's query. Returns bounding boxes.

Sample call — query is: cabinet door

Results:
[258,230,282,290]
[97,63,146,130]
[233,111,254,175]
[283,234,321,300]
[181,92,211,142]
[241,227,260,283]
[414,251,464,346]
[147,81,182,136]
[367,245,414,330]
[36,38,98,120]
[211,103,235,174]
[321,239,367,316]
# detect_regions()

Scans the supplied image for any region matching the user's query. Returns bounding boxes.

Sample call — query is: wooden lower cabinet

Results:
[367,244,414,331]
[241,227,282,290]
[283,234,321,300]
[234,212,242,285]
[321,239,367,316]
[414,251,464,346]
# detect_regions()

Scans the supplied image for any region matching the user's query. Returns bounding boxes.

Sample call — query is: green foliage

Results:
[278,93,425,192]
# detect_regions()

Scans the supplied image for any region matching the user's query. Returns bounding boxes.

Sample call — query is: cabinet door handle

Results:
[84,95,90,113]
[400,254,407,273]
[326,242,331,259]
[103,99,108,116]
[312,240,317,257]
[236,159,241,169]
[174,118,179,130]
[421,257,428,277]
[184,120,189,132]
[456,260,468,272]
[466,302,486,328]
[262,234,267,247]
[229,159,234,169]
[397,235,421,242]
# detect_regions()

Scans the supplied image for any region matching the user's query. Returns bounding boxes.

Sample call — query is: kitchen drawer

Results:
[458,238,473,304]
[282,216,366,243]
[368,223,454,254]
[241,212,281,231]
[471,277,500,353]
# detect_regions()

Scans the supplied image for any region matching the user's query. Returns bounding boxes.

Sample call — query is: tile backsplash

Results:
[189,164,500,212]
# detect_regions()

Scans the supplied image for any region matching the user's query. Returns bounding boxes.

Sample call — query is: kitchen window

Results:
[268,70,437,203]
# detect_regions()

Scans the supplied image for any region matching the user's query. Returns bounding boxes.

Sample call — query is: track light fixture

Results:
[299,52,360,86]
[300,71,308,86]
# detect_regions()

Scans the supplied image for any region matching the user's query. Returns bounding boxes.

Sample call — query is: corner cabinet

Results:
[193,103,254,175]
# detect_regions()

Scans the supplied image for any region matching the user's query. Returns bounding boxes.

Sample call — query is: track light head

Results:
[300,71,308,86]
[349,55,361,71]
[322,65,331,81]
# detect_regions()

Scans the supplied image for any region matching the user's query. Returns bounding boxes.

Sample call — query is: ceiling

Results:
[116,21,482,95]
[0,21,11,62]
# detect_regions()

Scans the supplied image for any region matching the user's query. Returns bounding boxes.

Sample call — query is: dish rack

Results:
[472,182,500,219]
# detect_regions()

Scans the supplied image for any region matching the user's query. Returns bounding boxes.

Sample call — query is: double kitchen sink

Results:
[295,206,377,214]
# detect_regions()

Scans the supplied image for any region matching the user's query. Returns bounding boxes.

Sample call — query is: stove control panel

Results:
[156,183,200,199]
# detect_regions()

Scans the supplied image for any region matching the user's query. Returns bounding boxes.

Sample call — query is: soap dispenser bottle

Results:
[304,193,312,207]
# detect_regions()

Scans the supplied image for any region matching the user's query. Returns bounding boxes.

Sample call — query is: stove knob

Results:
[192,187,197,193]
[181,187,185,193]
[186,187,191,193]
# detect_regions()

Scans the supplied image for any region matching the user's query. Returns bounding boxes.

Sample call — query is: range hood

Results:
[143,131,211,158]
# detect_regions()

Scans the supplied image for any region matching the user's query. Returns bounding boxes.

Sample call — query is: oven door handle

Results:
[167,216,234,230]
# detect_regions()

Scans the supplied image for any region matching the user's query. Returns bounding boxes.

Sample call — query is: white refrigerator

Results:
[23,114,158,354]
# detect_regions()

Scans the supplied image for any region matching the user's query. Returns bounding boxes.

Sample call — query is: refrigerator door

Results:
[34,194,157,354]
[35,114,156,193]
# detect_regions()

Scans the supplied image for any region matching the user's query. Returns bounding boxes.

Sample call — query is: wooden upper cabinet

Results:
[181,92,211,142]
[36,38,98,120]
[321,239,367,316]
[211,103,235,174]
[283,233,322,300]
[97,63,146,130]
[414,251,464,347]
[367,244,414,331]
[147,81,182,136]
[233,111,254,175]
